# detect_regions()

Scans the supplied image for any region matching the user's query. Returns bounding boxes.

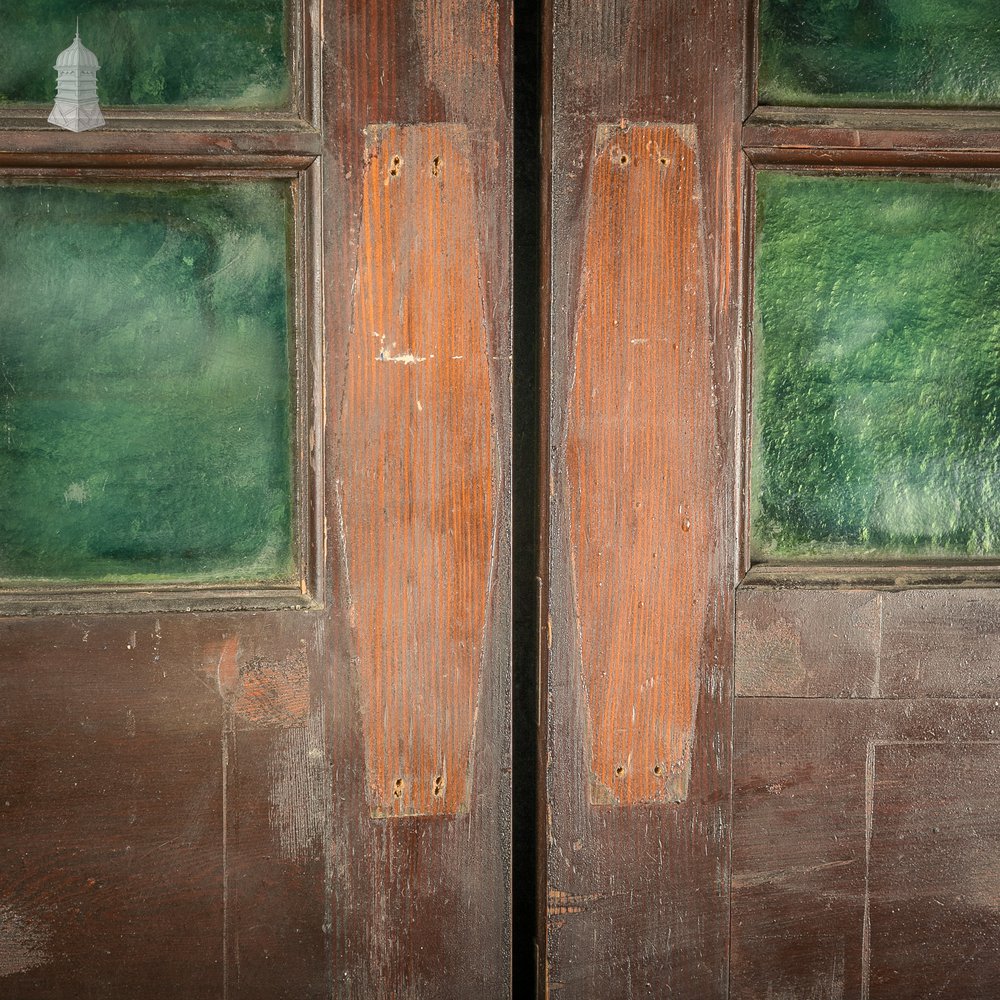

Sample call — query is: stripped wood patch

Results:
[567,123,714,806]
[342,123,494,818]
[204,634,310,728]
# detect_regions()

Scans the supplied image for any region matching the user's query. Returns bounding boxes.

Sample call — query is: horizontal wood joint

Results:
[744,105,1000,167]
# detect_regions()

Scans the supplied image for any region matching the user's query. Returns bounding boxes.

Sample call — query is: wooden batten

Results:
[567,122,714,806]
[341,123,495,818]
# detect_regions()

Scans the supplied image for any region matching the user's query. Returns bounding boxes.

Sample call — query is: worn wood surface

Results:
[738,587,1000,700]
[543,1,745,994]
[342,123,494,818]
[0,0,511,996]
[0,613,328,998]
[732,697,1000,1000]
[567,123,714,806]
[326,0,512,993]
[744,107,1000,168]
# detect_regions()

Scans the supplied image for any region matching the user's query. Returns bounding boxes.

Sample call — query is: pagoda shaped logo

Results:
[49,21,105,132]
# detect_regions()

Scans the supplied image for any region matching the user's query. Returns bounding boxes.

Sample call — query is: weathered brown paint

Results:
[0,613,327,998]
[341,123,494,819]
[732,697,1000,1000]
[543,1,745,993]
[736,588,883,698]
[737,587,1000,700]
[323,1,511,993]
[567,123,714,806]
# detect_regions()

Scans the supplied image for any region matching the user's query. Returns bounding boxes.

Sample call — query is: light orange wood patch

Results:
[342,124,494,818]
[568,124,714,805]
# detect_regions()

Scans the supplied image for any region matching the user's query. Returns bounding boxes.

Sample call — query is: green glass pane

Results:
[0,1,288,108]
[752,173,1000,561]
[759,0,1000,107]
[0,182,295,584]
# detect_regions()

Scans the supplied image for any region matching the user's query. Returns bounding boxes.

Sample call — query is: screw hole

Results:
[389,155,401,177]
[659,156,670,166]
[393,777,404,797]
[619,153,629,165]
[433,775,444,796]
[432,155,442,175]
[653,765,664,777]
[615,765,626,777]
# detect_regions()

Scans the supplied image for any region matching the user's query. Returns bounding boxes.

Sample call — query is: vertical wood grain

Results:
[325,0,512,993]
[544,1,745,995]
[342,124,494,818]
[568,123,714,806]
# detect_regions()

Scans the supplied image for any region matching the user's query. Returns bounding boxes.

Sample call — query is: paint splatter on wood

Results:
[567,123,714,805]
[341,123,494,817]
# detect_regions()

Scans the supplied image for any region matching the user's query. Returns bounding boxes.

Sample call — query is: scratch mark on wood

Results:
[342,124,494,817]
[731,858,856,891]
[0,903,51,978]
[567,123,714,805]
[222,706,234,1000]
[213,635,241,698]
[861,739,876,1000]
[546,887,606,930]
[268,708,330,860]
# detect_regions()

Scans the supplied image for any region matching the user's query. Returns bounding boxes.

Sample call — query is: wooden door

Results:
[540,1,743,994]
[541,2,1000,998]
[0,3,512,997]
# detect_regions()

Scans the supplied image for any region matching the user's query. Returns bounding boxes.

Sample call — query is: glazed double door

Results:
[5,2,1000,999]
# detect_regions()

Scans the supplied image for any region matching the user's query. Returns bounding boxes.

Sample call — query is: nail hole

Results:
[619,153,629,165]
[659,156,670,166]
[431,155,442,175]
[393,777,404,797]
[653,765,664,777]
[615,765,626,777]
[389,155,401,177]
[433,775,444,796]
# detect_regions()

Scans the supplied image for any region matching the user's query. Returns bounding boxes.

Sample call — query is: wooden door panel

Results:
[543,1,746,994]
[322,1,513,994]
[0,612,326,997]
[738,587,1000,699]
[732,697,1000,1000]
[0,2,512,996]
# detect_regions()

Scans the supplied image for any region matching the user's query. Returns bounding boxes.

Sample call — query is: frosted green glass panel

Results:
[0,1,288,108]
[0,182,294,584]
[759,0,1000,107]
[752,173,1000,561]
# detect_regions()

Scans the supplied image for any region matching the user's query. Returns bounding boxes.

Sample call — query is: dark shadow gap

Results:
[512,0,542,995]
